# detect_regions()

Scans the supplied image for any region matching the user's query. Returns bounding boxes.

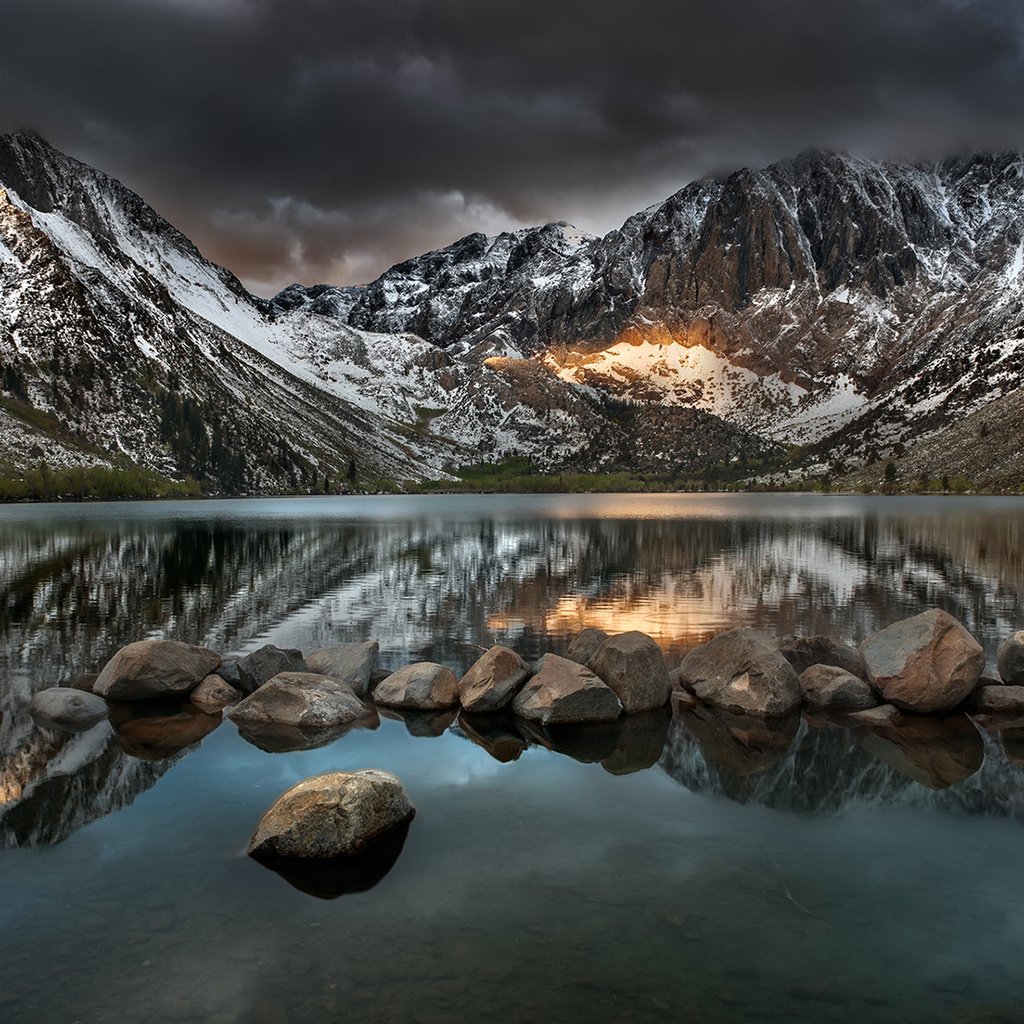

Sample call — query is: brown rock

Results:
[511,653,622,725]
[565,628,609,665]
[372,662,459,710]
[966,684,1024,715]
[860,610,985,713]
[799,664,878,711]
[189,674,242,713]
[458,646,530,712]
[678,628,801,717]
[228,672,369,729]
[247,769,414,858]
[779,635,867,679]
[587,631,672,713]
[93,639,221,700]
[997,631,1024,684]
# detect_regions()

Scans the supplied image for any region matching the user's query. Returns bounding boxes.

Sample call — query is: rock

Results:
[189,674,242,713]
[457,712,528,763]
[997,631,1024,684]
[848,703,902,726]
[109,701,221,759]
[246,769,415,859]
[372,662,459,710]
[228,673,369,730]
[587,630,671,713]
[369,667,392,687]
[565,628,609,665]
[236,645,307,694]
[29,687,108,731]
[859,713,984,790]
[967,684,1024,715]
[305,641,379,697]
[778,635,867,679]
[458,646,530,712]
[860,609,985,713]
[93,639,221,700]
[68,673,99,693]
[678,629,801,716]
[511,653,622,725]
[799,664,878,711]
[216,658,242,687]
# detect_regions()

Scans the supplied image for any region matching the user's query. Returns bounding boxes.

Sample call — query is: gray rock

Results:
[372,662,459,710]
[458,646,530,712]
[587,630,671,713]
[511,653,622,725]
[678,628,801,717]
[306,641,379,697]
[228,672,369,729]
[29,687,108,731]
[247,769,415,858]
[967,684,1024,714]
[860,609,985,714]
[997,631,1024,685]
[799,664,878,711]
[217,658,242,687]
[93,639,221,700]
[565,628,610,665]
[778,635,867,679]
[189,673,242,713]
[369,667,392,687]
[237,645,307,694]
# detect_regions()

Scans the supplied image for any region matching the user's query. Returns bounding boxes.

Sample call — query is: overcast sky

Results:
[2,0,1023,294]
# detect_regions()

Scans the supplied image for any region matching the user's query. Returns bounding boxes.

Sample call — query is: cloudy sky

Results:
[2,0,1023,294]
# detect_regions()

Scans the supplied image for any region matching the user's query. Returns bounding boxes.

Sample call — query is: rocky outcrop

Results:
[779,635,867,679]
[860,610,985,713]
[305,642,379,697]
[236,645,307,694]
[189,674,241,713]
[227,673,369,730]
[587,631,671,713]
[247,770,415,859]
[29,688,108,731]
[678,629,802,716]
[997,632,1024,685]
[565,628,609,665]
[799,665,878,712]
[511,653,622,725]
[93,640,221,700]
[372,662,459,711]
[458,646,530,712]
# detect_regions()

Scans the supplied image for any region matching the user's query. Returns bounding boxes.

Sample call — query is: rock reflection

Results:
[859,714,985,790]
[378,706,458,738]
[235,710,380,754]
[109,700,222,761]
[456,713,528,763]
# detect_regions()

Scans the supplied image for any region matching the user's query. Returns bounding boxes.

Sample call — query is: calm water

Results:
[2,494,1024,1024]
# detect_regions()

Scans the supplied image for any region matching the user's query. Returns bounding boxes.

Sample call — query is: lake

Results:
[2,493,1024,1024]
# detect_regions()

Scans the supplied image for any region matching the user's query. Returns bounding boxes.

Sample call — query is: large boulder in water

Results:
[228,673,369,730]
[237,645,307,694]
[565,628,609,665]
[678,629,801,716]
[799,665,878,711]
[29,687,108,731]
[587,630,671,713]
[93,640,221,700]
[458,646,530,712]
[306,642,379,697]
[778,635,867,679]
[372,662,459,710]
[860,610,985,713]
[511,653,622,725]
[247,769,415,859]
[997,631,1024,685]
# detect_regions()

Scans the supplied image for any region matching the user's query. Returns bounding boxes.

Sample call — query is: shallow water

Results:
[2,494,1024,1024]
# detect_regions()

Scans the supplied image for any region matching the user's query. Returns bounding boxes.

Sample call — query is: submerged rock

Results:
[587,630,671,713]
[228,672,369,730]
[247,769,415,859]
[511,653,622,725]
[29,688,108,731]
[93,640,221,701]
[458,645,530,712]
[779,635,867,679]
[372,662,459,710]
[306,641,379,697]
[565,628,609,665]
[679,629,801,717]
[860,610,985,713]
[799,664,878,711]
[189,674,242,713]
[997,631,1024,685]
[236,645,307,694]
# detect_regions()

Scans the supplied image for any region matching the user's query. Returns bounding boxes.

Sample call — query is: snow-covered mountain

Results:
[2,134,1023,490]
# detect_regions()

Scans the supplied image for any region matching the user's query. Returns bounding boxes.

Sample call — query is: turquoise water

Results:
[2,494,1024,1023]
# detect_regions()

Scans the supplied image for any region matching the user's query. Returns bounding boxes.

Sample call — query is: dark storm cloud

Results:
[2,0,1023,293]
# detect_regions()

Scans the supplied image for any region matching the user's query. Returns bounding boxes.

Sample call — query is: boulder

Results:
[306,641,379,697]
[565,628,609,665]
[93,639,221,700]
[511,653,622,725]
[967,684,1024,715]
[189,674,242,713]
[29,687,108,731]
[228,673,369,730]
[247,769,415,859]
[216,658,242,687]
[678,629,801,717]
[237,645,307,694]
[860,610,985,713]
[372,662,459,710]
[587,630,671,713]
[369,667,392,687]
[778,635,867,679]
[997,631,1024,685]
[799,664,878,711]
[458,646,530,712]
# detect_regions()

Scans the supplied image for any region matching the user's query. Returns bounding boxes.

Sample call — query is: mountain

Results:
[2,134,1023,491]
